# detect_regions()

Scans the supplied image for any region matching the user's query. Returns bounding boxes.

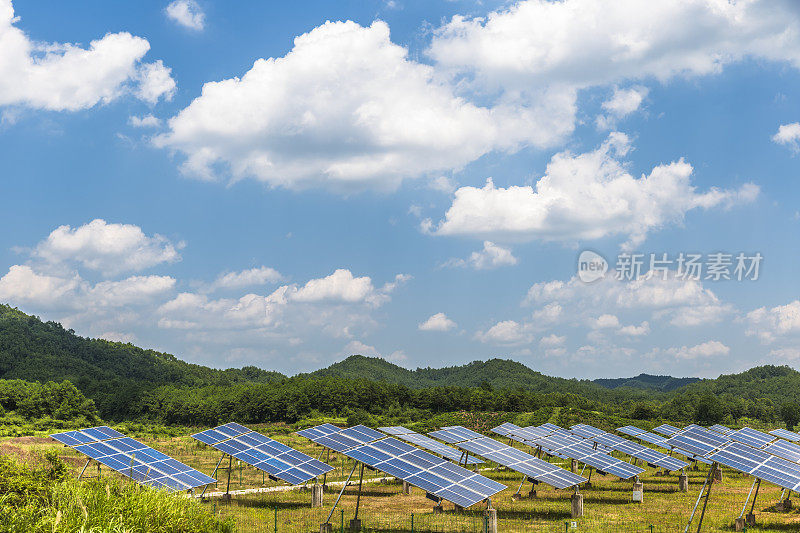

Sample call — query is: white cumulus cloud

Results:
[419,312,457,332]
[0,0,174,111]
[772,122,800,151]
[596,86,648,130]
[429,133,758,248]
[166,0,205,31]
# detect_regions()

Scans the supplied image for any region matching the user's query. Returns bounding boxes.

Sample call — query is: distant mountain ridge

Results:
[593,373,700,392]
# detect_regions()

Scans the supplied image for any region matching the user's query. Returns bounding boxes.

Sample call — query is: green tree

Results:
[780,401,800,431]
[694,394,726,425]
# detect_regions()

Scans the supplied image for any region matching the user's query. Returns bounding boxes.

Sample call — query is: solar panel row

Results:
[192,423,333,485]
[770,428,800,442]
[709,441,800,492]
[516,426,644,480]
[299,424,504,508]
[378,426,483,465]
[51,426,216,491]
[663,427,730,457]
[728,427,775,449]
[430,426,587,489]
[570,424,688,471]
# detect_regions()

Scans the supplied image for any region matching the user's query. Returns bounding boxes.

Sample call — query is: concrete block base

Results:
[632,482,644,503]
[678,474,689,492]
[320,523,333,533]
[734,518,745,531]
[713,469,723,483]
[312,484,323,507]
[571,493,584,518]
[402,481,410,495]
[220,493,232,502]
[570,459,577,473]
[349,518,362,532]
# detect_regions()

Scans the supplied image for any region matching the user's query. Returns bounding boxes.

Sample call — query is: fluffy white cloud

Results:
[135,60,176,103]
[617,321,650,336]
[129,114,162,128]
[446,241,518,270]
[166,0,205,31]
[0,0,174,111]
[772,122,800,151]
[596,86,648,130]
[429,0,800,90]
[666,340,730,360]
[0,264,175,312]
[207,266,283,292]
[539,333,565,347]
[343,340,379,356]
[289,269,381,304]
[154,20,557,192]
[531,302,562,323]
[592,314,620,329]
[429,133,758,247]
[419,312,457,332]
[476,320,533,345]
[31,219,181,275]
[746,300,800,344]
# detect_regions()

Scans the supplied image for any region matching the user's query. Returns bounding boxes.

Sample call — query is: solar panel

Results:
[652,424,681,437]
[708,424,734,435]
[571,424,688,471]
[708,441,800,492]
[617,426,646,437]
[192,423,333,485]
[344,437,506,508]
[491,423,571,459]
[663,427,729,457]
[432,426,587,489]
[50,426,216,491]
[378,426,482,465]
[296,423,342,441]
[521,426,644,480]
[298,424,383,453]
[764,439,800,464]
[728,427,775,449]
[770,428,800,442]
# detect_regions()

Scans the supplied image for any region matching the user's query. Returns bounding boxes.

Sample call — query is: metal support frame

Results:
[749,478,761,517]
[226,455,233,496]
[201,452,227,498]
[739,478,758,519]
[78,458,91,479]
[353,463,365,521]
[514,474,526,497]
[325,462,358,524]
[684,463,715,533]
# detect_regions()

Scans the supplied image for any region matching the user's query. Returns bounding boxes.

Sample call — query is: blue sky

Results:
[1,0,799,378]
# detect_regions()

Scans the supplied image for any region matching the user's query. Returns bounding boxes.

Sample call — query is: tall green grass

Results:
[0,452,233,533]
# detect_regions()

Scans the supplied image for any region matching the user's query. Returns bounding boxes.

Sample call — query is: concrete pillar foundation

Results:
[632,481,644,503]
[320,522,333,533]
[570,459,577,473]
[571,493,584,518]
[349,518,362,532]
[678,474,689,492]
[484,508,497,533]
[402,481,410,495]
[734,518,745,531]
[312,484,323,508]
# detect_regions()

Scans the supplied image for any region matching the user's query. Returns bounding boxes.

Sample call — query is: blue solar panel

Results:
[50,427,215,491]
[571,424,688,472]
[429,426,484,444]
[728,427,774,449]
[653,424,681,437]
[617,426,645,437]
[770,428,800,442]
[379,426,482,465]
[192,423,332,485]
[709,441,800,492]
[708,424,734,435]
[663,427,729,457]
[763,439,800,464]
[296,423,341,441]
[430,426,587,489]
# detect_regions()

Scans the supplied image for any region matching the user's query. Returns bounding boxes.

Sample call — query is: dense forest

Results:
[2,304,800,431]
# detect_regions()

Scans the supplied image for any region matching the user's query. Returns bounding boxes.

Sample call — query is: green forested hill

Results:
[593,373,700,392]
[0,305,284,417]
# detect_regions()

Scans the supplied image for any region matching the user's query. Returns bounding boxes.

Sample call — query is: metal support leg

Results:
[325,462,358,524]
[201,453,227,498]
[514,474,526,496]
[696,463,718,533]
[78,459,91,479]
[353,463,365,520]
[684,462,715,533]
[739,478,758,519]
[749,479,761,516]
[225,455,233,496]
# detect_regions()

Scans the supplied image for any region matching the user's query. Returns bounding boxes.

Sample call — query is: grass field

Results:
[3,423,800,532]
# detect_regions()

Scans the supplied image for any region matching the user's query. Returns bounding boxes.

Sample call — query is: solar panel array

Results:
[51,426,216,491]
[663,426,730,457]
[708,424,734,435]
[430,426,587,489]
[298,424,505,508]
[709,441,800,492]
[493,423,570,459]
[297,424,385,453]
[617,426,671,447]
[652,424,681,437]
[770,428,800,442]
[378,426,482,465]
[507,425,644,480]
[570,424,688,471]
[192,423,333,485]
[728,427,775,449]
